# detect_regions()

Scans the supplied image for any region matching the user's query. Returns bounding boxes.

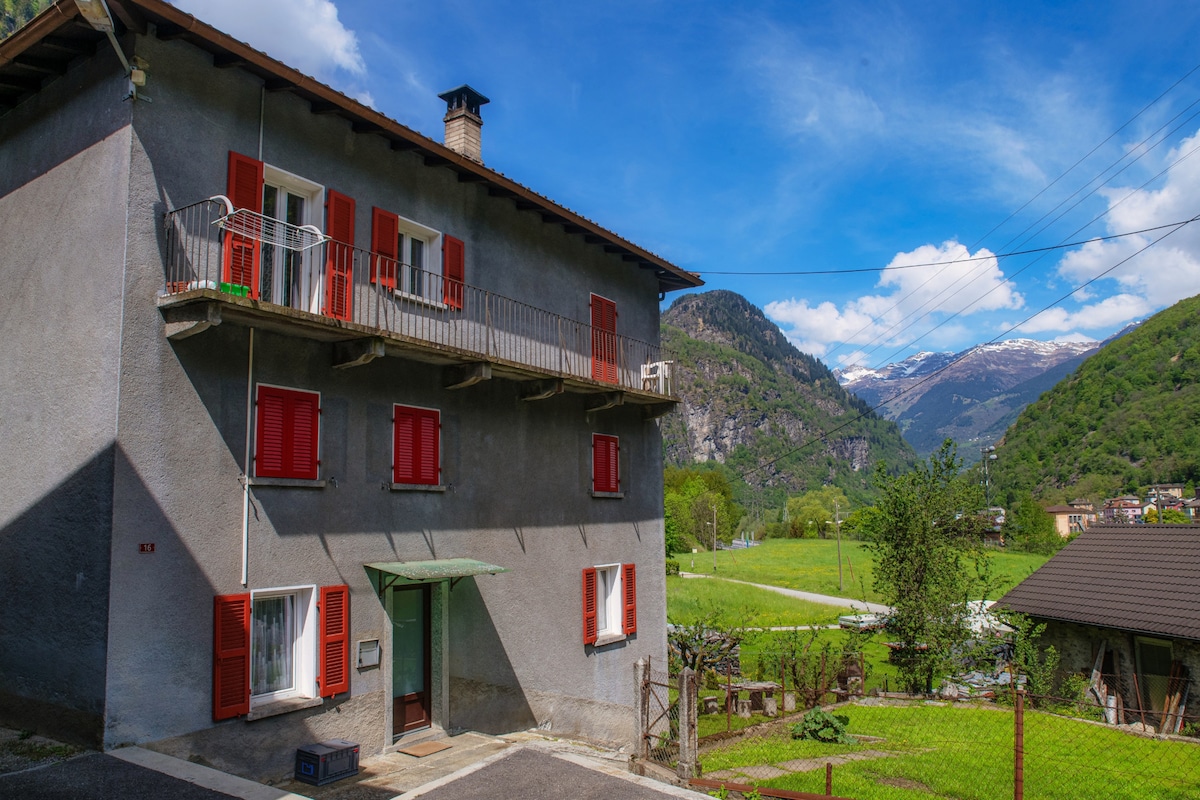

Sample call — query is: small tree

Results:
[1143,507,1189,524]
[667,612,744,676]
[869,441,990,694]
[1003,495,1063,554]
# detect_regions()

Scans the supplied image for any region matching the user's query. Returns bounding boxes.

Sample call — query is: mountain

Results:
[836,339,1100,461]
[660,291,918,507]
[990,294,1200,504]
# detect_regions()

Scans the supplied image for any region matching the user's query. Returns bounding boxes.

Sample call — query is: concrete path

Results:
[679,573,892,615]
[398,746,707,800]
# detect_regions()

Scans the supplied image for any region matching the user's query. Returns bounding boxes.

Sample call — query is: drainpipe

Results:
[241,328,255,586]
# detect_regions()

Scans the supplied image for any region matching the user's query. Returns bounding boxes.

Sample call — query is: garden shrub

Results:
[791,708,857,744]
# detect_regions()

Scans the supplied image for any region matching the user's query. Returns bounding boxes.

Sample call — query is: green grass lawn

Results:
[666,575,851,628]
[676,539,1051,603]
[700,701,1200,800]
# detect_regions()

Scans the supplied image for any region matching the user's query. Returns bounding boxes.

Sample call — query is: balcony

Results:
[159,198,677,414]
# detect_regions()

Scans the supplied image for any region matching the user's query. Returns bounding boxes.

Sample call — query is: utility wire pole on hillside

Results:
[834,501,843,592]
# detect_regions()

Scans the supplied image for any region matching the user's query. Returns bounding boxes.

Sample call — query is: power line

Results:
[689,219,1196,276]
[738,213,1200,480]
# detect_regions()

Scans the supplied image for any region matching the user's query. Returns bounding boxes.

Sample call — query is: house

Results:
[998,524,1199,733]
[0,0,702,782]
[1043,500,1094,537]
[1102,495,1142,523]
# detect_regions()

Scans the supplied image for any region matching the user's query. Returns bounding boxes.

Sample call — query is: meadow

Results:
[672,539,1051,604]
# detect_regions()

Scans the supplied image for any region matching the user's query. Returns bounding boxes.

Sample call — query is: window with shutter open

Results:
[590,293,618,384]
[443,235,464,309]
[319,585,350,697]
[225,151,264,297]
[324,189,356,321]
[213,593,251,720]
[371,207,399,290]
[582,567,598,645]
[622,563,637,635]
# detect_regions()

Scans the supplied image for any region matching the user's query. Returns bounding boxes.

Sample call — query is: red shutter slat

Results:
[582,568,598,645]
[224,151,264,297]
[319,585,351,697]
[590,294,618,384]
[213,593,250,720]
[324,190,356,321]
[622,563,637,635]
[371,207,399,290]
[442,235,464,310]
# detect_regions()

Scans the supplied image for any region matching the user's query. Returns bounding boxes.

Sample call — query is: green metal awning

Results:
[365,558,508,594]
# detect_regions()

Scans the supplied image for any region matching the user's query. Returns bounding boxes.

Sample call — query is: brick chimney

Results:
[437,85,489,164]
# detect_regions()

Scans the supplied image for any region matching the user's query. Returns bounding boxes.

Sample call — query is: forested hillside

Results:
[661,291,917,508]
[2,0,49,40]
[992,294,1200,504]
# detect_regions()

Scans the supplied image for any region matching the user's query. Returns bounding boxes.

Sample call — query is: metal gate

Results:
[641,662,680,768]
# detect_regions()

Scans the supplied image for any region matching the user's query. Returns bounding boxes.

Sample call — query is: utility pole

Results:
[981,445,997,512]
[705,503,715,573]
[834,501,843,593]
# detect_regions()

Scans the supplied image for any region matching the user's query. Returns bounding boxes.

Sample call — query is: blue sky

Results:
[173,0,1200,369]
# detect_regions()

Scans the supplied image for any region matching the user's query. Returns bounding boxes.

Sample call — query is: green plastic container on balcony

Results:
[219,282,250,297]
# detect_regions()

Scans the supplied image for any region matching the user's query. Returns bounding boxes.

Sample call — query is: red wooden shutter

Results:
[371,207,399,290]
[622,563,637,634]
[224,151,264,297]
[394,406,439,485]
[582,568,598,645]
[593,434,619,493]
[255,386,319,480]
[213,593,251,720]
[442,235,464,309]
[319,585,350,697]
[289,390,320,480]
[590,294,618,384]
[416,410,439,485]
[324,189,356,321]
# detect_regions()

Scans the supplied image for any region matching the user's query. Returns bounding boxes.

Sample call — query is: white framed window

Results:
[250,585,317,706]
[395,215,442,304]
[581,563,637,645]
[260,165,323,311]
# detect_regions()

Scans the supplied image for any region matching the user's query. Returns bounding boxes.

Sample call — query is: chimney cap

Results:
[438,84,490,117]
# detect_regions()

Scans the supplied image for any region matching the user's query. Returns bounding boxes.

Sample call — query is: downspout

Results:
[241,328,254,586]
[242,88,266,587]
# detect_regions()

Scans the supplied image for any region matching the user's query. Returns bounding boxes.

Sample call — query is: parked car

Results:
[838,613,888,631]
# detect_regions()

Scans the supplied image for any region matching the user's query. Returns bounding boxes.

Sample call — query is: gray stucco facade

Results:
[0,1,698,782]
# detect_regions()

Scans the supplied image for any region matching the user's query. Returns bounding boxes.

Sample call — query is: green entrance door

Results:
[390,584,431,735]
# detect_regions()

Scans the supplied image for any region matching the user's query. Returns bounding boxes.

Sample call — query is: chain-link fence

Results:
[685,663,1200,800]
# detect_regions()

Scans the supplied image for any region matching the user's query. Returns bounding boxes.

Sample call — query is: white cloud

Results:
[1012,294,1153,334]
[171,0,365,80]
[766,241,1022,362]
[1031,127,1200,333]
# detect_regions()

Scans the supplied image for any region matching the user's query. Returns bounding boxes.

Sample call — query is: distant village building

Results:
[1102,495,1142,523]
[1044,500,1095,537]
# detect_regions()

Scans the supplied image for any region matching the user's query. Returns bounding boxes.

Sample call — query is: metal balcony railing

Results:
[163,197,674,397]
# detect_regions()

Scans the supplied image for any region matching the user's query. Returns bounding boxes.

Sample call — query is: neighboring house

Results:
[999,524,1199,733]
[1102,495,1142,522]
[0,0,701,783]
[1044,499,1094,537]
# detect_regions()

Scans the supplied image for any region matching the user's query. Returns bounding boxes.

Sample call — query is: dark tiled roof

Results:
[998,524,1200,642]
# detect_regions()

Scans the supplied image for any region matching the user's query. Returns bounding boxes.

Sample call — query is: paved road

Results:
[680,573,893,615]
[0,752,241,800]
[400,748,706,800]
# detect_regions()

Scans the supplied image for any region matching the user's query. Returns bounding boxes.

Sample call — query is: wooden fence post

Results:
[1014,688,1025,800]
[677,667,698,780]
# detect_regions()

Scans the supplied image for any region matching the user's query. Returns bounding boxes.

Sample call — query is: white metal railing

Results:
[163,197,672,395]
